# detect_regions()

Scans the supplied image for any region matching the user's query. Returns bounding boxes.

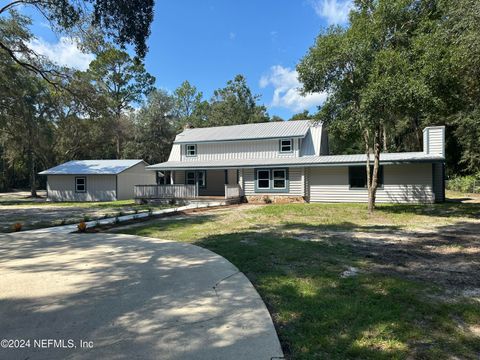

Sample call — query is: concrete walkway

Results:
[0,232,284,360]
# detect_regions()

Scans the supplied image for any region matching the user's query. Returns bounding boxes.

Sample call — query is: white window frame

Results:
[257,170,271,189]
[280,138,293,153]
[272,169,287,189]
[186,144,197,157]
[75,176,86,193]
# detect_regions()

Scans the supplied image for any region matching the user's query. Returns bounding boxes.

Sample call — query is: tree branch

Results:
[0,0,42,15]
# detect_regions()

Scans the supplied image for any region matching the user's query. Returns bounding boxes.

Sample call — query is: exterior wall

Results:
[200,170,225,196]
[180,138,301,162]
[300,125,328,156]
[117,162,156,200]
[173,170,185,184]
[432,163,445,202]
[47,175,116,201]
[423,126,445,156]
[168,144,181,161]
[242,167,305,197]
[227,169,237,185]
[308,163,435,203]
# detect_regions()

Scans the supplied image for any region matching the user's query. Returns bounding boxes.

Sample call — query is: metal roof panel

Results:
[39,160,145,175]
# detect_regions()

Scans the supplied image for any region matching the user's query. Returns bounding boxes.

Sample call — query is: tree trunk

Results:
[116,134,121,159]
[365,128,381,214]
[30,152,37,197]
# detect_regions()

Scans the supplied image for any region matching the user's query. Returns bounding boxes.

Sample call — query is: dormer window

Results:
[280,138,293,153]
[186,144,197,157]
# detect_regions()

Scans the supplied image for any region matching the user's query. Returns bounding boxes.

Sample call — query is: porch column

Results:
[170,171,175,185]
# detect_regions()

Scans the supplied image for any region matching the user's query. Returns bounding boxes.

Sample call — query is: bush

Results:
[12,223,22,232]
[447,173,480,193]
[77,221,87,232]
[83,215,90,222]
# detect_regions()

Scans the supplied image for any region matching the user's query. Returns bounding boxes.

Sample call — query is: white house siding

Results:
[180,138,300,162]
[308,163,434,203]
[242,167,305,196]
[423,126,445,156]
[117,162,156,200]
[47,175,116,201]
[168,144,181,161]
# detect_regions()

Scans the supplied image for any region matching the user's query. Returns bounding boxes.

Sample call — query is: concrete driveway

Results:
[0,232,283,360]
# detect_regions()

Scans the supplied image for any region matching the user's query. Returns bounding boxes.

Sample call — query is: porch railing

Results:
[225,184,242,199]
[134,184,198,199]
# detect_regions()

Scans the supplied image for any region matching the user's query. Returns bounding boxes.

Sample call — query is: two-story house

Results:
[145,120,445,203]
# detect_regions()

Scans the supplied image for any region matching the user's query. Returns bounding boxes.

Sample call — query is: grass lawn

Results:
[113,200,480,359]
[0,198,150,209]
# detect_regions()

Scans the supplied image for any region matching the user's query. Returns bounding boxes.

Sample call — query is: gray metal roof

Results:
[174,120,314,143]
[147,152,444,170]
[39,160,145,175]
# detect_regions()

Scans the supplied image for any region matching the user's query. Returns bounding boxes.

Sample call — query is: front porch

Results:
[134,183,243,205]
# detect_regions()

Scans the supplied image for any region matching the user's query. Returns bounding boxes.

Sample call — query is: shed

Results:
[39,160,156,201]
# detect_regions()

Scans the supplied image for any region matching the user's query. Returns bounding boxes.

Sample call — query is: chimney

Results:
[423,126,445,157]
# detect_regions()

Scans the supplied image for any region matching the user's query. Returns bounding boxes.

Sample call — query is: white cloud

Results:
[28,37,94,71]
[260,65,327,113]
[310,0,352,25]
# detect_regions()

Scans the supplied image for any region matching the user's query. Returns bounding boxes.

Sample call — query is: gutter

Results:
[146,158,445,171]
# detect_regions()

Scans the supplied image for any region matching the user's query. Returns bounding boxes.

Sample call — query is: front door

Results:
[185,170,206,189]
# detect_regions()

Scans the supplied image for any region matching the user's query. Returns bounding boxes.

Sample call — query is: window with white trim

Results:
[75,177,86,193]
[255,168,288,192]
[280,139,293,153]
[186,144,197,157]
[257,170,270,189]
[272,169,286,189]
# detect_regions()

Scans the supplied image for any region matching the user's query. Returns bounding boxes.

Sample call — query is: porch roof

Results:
[147,152,444,170]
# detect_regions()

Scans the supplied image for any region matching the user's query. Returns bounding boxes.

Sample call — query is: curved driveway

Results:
[0,232,283,359]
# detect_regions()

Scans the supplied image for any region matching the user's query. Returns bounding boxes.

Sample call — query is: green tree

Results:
[289,110,313,121]
[0,0,155,83]
[124,89,176,164]
[206,75,269,126]
[173,80,204,128]
[298,0,444,212]
[88,48,155,158]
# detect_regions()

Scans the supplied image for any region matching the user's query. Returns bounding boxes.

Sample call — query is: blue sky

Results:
[25,0,352,119]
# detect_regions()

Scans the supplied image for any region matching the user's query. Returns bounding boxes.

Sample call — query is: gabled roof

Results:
[147,152,444,170]
[39,160,146,175]
[174,120,315,143]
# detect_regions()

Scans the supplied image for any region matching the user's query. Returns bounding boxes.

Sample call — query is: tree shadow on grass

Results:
[192,225,480,359]
[377,202,480,220]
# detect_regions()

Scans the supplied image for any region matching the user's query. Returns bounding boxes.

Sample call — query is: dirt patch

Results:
[290,221,480,300]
